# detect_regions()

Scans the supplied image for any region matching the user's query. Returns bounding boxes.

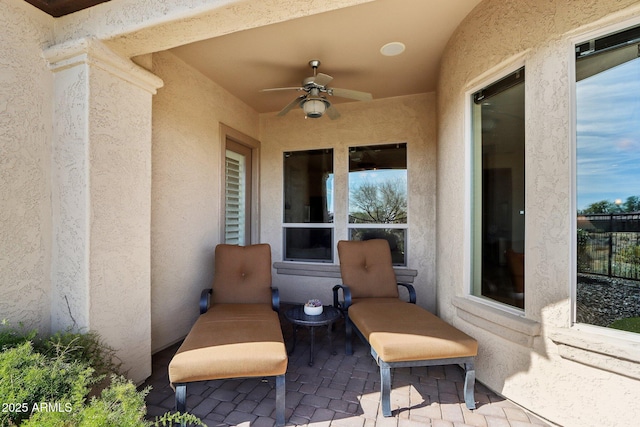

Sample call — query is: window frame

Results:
[280,143,412,266]
[571,19,640,335]
[465,60,527,314]
[347,142,409,266]
[282,148,335,263]
[220,124,260,245]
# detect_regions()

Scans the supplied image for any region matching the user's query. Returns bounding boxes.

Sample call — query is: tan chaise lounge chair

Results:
[168,244,288,426]
[333,239,478,416]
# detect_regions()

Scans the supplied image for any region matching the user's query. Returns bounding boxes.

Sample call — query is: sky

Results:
[576,57,640,211]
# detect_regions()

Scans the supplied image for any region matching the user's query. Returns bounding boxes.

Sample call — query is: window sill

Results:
[548,326,640,380]
[273,261,418,283]
[452,296,541,347]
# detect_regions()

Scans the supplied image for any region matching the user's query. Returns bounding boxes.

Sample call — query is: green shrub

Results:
[38,331,122,379]
[0,324,205,427]
[20,374,206,427]
[616,244,640,265]
[576,228,592,272]
[23,375,146,427]
[0,341,94,426]
[152,412,206,427]
[0,321,37,350]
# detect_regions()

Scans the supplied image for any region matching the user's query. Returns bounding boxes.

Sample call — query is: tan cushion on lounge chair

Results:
[338,240,399,299]
[351,297,401,306]
[349,301,478,363]
[211,244,273,305]
[169,304,287,384]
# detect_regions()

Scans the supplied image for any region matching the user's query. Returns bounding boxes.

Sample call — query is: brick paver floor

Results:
[141,308,552,427]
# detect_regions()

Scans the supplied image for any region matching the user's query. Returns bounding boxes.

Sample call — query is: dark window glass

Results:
[349,228,406,266]
[284,149,333,224]
[284,228,333,262]
[283,149,333,262]
[472,68,525,309]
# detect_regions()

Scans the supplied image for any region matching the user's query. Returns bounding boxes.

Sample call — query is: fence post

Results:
[608,213,613,277]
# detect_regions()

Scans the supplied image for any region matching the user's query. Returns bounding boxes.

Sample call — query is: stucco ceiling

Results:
[168,0,482,114]
[26,0,482,114]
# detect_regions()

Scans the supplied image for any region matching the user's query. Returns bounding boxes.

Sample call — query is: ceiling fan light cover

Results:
[302,98,327,118]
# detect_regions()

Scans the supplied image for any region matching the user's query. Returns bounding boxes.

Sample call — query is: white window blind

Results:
[225,150,245,244]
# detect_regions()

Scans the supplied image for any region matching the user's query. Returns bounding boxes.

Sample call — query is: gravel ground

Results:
[577,274,640,327]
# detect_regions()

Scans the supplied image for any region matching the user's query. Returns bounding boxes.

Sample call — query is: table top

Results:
[284,305,341,326]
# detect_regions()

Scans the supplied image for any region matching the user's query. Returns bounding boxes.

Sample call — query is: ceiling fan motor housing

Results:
[262,59,371,120]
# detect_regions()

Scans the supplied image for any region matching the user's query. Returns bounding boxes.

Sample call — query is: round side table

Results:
[284,305,340,366]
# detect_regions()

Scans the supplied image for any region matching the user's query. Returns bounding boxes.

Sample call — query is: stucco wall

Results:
[150,51,259,352]
[259,94,437,311]
[437,1,640,425]
[150,59,436,348]
[0,0,53,331]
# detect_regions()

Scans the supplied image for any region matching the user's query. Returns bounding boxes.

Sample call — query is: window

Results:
[471,67,526,309]
[348,143,408,265]
[575,25,640,333]
[221,125,258,245]
[283,149,333,262]
[224,146,249,245]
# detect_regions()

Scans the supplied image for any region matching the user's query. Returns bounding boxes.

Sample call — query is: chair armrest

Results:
[332,284,352,310]
[271,287,280,313]
[397,282,416,304]
[200,289,212,314]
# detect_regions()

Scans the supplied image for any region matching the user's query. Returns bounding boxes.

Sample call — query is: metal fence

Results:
[578,213,640,280]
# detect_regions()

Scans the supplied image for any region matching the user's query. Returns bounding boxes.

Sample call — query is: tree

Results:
[349,179,407,224]
[580,196,640,214]
[580,199,617,214]
[624,196,640,213]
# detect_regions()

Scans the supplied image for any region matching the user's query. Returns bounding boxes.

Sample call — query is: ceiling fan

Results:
[261,60,373,119]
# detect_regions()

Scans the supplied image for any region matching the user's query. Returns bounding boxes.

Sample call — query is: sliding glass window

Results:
[348,143,407,266]
[283,149,334,262]
[575,24,640,333]
[471,68,526,309]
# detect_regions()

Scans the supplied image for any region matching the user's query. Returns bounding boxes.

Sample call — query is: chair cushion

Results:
[211,244,273,304]
[168,304,287,384]
[349,301,478,363]
[337,240,399,299]
[351,297,401,306]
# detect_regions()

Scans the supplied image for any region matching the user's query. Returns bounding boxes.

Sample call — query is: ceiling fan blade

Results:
[260,86,303,92]
[277,95,306,116]
[329,87,373,101]
[326,104,341,120]
[312,72,333,87]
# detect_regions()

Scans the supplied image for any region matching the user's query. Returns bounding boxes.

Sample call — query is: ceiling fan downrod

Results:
[309,60,321,75]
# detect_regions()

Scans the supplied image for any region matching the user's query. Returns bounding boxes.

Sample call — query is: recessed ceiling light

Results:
[380,42,406,56]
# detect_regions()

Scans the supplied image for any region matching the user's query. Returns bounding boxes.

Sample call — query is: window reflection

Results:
[348,143,407,265]
[284,149,333,224]
[284,228,333,262]
[349,228,406,266]
[576,28,640,332]
[283,149,333,262]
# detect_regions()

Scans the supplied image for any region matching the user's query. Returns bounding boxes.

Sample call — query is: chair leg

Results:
[380,365,392,417]
[175,383,187,413]
[464,362,476,410]
[345,316,353,355]
[275,374,286,426]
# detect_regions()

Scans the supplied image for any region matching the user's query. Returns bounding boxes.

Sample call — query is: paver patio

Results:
[141,308,552,427]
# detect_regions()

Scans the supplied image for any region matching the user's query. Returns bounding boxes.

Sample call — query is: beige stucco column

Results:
[44,38,163,383]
